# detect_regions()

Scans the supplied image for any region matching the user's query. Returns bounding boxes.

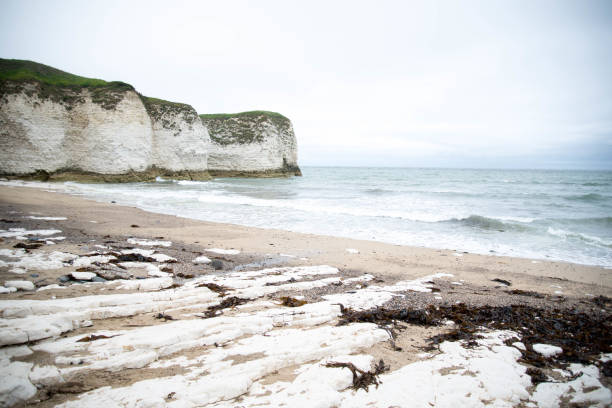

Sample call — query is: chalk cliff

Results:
[201,111,301,177]
[0,59,300,181]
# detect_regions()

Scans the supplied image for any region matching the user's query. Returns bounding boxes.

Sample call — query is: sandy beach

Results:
[0,184,610,407]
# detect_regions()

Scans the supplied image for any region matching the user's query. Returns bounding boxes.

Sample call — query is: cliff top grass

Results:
[140,95,195,111]
[200,110,290,122]
[200,110,292,145]
[0,58,134,110]
[0,59,133,91]
[140,95,199,129]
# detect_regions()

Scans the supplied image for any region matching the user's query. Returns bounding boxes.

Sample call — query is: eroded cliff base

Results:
[0,167,211,183]
[209,164,302,179]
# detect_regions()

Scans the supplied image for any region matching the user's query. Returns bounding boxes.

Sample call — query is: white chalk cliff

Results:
[201,112,301,176]
[0,59,300,181]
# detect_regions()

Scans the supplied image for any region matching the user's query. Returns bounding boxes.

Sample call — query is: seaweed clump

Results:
[324,359,389,391]
[202,296,250,318]
[196,282,231,297]
[337,303,611,370]
[279,296,307,307]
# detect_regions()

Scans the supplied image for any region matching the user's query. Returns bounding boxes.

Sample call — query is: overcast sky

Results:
[1,0,611,169]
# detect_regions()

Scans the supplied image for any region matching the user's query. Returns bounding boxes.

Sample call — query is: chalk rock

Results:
[4,280,34,291]
[71,272,96,281]
[193,255,212,264]
[202,111,301,176]
[0,286,17,294]
[0,59,209,181]
[533,343,563,357]
[1,60,300,181]
[96,265,131,281]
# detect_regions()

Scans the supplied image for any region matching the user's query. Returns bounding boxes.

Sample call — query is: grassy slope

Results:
[200,111,291,145]
[0,58,133,91]
[200,110,289,121]
[0,59,194,114]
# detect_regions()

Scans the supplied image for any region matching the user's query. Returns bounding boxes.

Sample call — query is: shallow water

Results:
[24,167,612,267]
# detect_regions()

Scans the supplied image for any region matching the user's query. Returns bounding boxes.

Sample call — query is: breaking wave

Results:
[446,215,533,232]
[547,227,612,248]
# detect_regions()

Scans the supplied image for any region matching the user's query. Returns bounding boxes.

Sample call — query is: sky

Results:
[1,0,611,170]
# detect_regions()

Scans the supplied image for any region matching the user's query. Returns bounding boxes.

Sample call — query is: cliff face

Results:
[0,59,299,181]
[200,111,301,176]
[0,86,154,177]
[142,97,210,175]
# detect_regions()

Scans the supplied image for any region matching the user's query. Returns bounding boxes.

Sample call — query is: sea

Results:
[14,167,612,268]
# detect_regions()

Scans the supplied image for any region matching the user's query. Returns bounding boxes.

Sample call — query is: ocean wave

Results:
[547,227,612,248]
[197,193,458,222]
[446,215,532,232]
[195,193,544,228]
[564,193,609,203]
[547,216,612,227]
[176,180,211,186]
[364,188,394,195]
[582,182,611,187]
[154,177,176,184]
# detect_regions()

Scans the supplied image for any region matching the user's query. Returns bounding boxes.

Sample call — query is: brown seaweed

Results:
[491,278,511,286]
[279,296,307,307]
[324,359,389,391]
[202,296,250,318]
[154,312,176,321]
[110,253,157,263]
[506,289,545,298]
[196,282,231,297]
[76,334,116,342]
[337,303,611,370]
[14,242,43,250]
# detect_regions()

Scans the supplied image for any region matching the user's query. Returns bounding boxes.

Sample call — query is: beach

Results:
[1,185,611,407]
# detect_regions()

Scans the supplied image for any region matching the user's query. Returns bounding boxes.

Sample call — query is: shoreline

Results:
[0,184,610,291]
[2,176,610,270]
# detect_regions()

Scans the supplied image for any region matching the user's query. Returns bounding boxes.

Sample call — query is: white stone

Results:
[0,286,17,294]
[206,248,240,255]
[71,272,96,281]
[4,280,34,291]
[532,343,563,357]
[193,255,212,264]
[0,360,36,407]
[127,238,172,247]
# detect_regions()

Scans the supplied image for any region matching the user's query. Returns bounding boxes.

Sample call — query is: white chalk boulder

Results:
[4,281,35,291]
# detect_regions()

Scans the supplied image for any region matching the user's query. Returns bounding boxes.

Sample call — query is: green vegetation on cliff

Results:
[200,110,289,121]
[139,95,199,131]
[0,59,134,110]
[200,110,292,145]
